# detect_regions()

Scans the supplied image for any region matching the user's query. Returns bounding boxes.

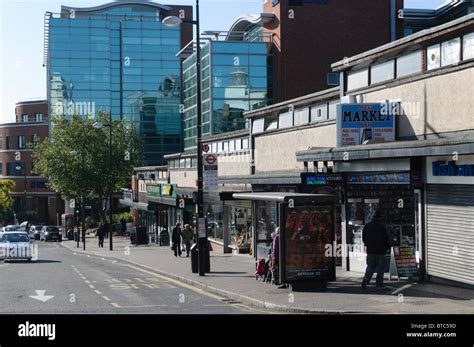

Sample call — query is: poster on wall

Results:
[337,103,398,147]
[282,205,335,282]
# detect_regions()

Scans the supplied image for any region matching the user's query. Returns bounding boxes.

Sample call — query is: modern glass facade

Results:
[182,40,270,151]
[46,3,184,165]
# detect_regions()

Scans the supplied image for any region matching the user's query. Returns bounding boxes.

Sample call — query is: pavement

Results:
[59,235,474,314]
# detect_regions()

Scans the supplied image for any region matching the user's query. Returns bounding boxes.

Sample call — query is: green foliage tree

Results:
[0,179,15,218]
[32,112,142,223]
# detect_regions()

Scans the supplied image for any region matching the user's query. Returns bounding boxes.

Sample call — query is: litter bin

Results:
[191,244,198,273]
[136,227,148,245]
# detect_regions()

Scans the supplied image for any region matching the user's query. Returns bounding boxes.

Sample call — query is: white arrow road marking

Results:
[29,290,55,303]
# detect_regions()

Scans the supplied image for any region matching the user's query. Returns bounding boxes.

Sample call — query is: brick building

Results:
[0,99,61,225]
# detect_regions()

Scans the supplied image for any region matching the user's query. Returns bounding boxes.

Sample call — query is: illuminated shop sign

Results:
[301,173,343,186]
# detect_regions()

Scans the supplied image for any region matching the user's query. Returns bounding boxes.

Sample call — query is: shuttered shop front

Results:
[426,184,474,285]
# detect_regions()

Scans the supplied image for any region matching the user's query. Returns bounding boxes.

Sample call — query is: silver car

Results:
[0,232,33,262]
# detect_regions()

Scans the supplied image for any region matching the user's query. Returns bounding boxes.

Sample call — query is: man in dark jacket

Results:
[362,211,390,289]
[171,223,182,257]
[97,224,105,248]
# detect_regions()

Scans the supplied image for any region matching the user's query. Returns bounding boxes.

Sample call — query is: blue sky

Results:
[0,0,446,123]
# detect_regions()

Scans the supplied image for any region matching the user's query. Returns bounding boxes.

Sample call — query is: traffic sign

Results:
[202,144,210,153]
[205,154,217,165]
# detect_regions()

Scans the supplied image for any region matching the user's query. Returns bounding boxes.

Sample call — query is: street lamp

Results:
[71,149,86,250]
[93,119,113,251]
[15,164,27,222]
[163,0,207,276]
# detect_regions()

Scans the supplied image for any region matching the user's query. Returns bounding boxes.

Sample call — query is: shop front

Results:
[425,155,474,285]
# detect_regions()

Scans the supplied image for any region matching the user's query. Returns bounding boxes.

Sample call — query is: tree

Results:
[32,112,142,223]
[0,179,15,219]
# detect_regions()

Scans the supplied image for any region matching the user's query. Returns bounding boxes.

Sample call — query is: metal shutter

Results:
[426,184,474,285]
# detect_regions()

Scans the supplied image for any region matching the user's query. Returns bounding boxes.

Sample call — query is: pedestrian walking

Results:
[97,224,105,248]
[361,210,391,290]
[120,217,127,236]
[171,222,182,257]
[182,224,194,257]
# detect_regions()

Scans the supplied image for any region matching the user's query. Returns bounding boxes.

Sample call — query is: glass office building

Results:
[44,2,188,165]
[182,39,271,151]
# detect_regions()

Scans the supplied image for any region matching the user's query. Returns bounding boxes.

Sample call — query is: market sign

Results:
[337,103,398,147]
[146,184,161,198]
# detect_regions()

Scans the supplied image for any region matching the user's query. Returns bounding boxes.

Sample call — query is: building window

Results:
[217,142,223,153]
[370,60,394,84]
[235,138,242,151]
[186,158,191,168]
[278,112,293,129]
[35,113,43,122]
[251,118,264,135]
[22,114,28,123]
[463,33,474,61]
[441,38,461,67]
[170,160,175,169]
[223,141,229,152]
[347,68,369,91]
[397,50,422,78]
[310,103,328,123]
[211,142,217,153]
[293,108,310,126]
[6,136,13,150]
[0,136,2,150]
[427,44,441,70]
[191,158,197,168]
[18,136,26,149]
[7,163,24,176]
[328,101,339,120]
[179,159,185,168]
[242,138,249,150]
[327,73,339,86]
[229,140,235,152]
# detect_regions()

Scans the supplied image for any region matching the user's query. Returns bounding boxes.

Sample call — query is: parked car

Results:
[0,232,33,262]
[40,226,62,242]
[29,225,43,240]
[0,225,21,239]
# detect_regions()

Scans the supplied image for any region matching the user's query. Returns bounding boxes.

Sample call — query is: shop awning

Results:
[147,196,178,207]
[296,136,474,163]
[232,192,336,204]
[119,199,149,211]
[219,170,302,185]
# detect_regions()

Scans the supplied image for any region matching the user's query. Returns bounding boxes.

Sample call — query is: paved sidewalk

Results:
[60,236,474,314]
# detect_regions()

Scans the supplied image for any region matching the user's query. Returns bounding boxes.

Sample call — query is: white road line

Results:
[94,290,102,295]
[111,303,120,308]
[88,285,95,289]
[84,280,91,284]
[102,296,111,301]
[112,261,117,264]
[392,284,414,295]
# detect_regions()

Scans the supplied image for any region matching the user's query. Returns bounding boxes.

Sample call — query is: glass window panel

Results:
[347,68,368,90]
[252,118,264,134]
[223,141,229,152]
[370,60,394,84]
[211,142,217,153]
[396,50,422,78]
[310,103,328,122]
[242,138,249,149]
[278,112,293,129]
[229,140,235,152]
[427,44,441,70]
[441,37,461,67]
[293,108,309,126]
[463,33,474,60]
[328,101,339,120]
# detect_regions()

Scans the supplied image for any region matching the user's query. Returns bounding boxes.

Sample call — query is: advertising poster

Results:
[392,246,418,278]
[283,205,334,282]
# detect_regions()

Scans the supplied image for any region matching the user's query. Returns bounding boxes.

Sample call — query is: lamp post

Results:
[15,164,27,222]
[163,0,207,276]
[93,119,113,251]
[71,149,86,250]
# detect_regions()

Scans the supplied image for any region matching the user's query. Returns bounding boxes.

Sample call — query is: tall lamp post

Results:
[93,117,113,251]
[71,149,86,250]
[163,0,207,276]
[15,164,27,222]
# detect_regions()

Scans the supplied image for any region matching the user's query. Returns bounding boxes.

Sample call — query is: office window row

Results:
[205,137,250,155]
[1,135,39,150]
[251,100,339,135]
[169,158,198,169]
[346,32,474,91]
[20,113,43,123]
